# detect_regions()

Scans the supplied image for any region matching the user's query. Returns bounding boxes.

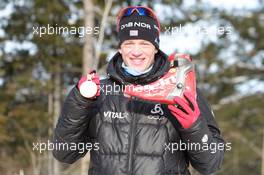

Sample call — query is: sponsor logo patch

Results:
[104,111,128,119]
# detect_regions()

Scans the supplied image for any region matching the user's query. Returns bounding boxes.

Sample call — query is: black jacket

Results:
[53,51,225,175]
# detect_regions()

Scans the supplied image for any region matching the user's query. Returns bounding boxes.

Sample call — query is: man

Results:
[53,6,225,175]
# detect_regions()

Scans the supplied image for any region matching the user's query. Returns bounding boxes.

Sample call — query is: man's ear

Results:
[118,48,122,54]
[155,49,158,54]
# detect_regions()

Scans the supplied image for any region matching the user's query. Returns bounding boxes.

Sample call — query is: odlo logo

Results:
[148,104,165,120]
[151,104,164,116]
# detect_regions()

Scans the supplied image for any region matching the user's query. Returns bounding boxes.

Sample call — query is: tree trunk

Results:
[48,93,53,175]
[83,0,95,72]
[31,151,41,175]
[53,66,61,175]
[81,0,94,174]
[261,128,264,175]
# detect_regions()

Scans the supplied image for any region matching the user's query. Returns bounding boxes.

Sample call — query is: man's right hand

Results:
[77,70,100,98]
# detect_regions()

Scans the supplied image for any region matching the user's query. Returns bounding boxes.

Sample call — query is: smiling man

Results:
[119,39,157,73]
[53,6,225,175]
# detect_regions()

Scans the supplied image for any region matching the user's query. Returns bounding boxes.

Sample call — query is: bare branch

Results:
[236,61,264,72]
[94,0,113,69]
[212,93,250,110]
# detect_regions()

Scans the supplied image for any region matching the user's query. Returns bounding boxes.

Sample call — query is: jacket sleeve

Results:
[179,88,225,174]
[52,85,99,164]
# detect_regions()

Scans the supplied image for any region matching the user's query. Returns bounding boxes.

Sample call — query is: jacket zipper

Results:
[127,100,136,175]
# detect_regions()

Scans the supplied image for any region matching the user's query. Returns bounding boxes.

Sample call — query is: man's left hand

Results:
[168,91,200,129]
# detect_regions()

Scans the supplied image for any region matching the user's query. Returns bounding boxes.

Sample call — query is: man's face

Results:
[119,39,158,72]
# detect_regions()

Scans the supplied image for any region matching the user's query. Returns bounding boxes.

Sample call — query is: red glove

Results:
[77,69,100,98]
[168,91,200,129]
